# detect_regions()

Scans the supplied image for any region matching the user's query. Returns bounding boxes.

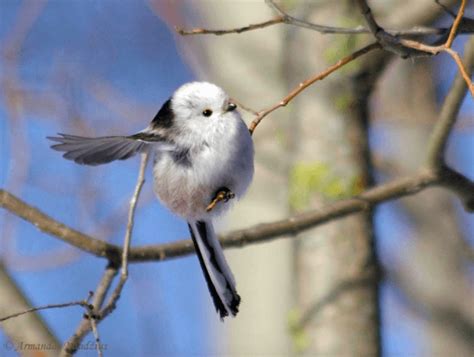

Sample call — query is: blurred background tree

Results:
[1,0,473,356]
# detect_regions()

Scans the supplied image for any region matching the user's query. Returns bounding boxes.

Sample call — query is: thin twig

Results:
[92,266,118,310]
[0,299,89,322]
[426,36,474,168]
[61,266,118,357]
[398,39,474,96]
[356,0,429,58]
[88,314,103,357]
[176,17,285,35]
[176,0,473,37]
[444,48,474,95]
[356,0,473,96]
[60,153,149,356]
[264,0,366,34]
[445,0,466,48]
[248,42,381,134]
[122,152,149,276]
[400,0,473,97]
[100,152,149,315]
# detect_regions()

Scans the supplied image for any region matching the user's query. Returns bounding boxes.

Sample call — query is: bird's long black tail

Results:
[188,220,240,319]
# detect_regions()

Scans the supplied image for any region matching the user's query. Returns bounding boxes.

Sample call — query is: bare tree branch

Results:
[357,0,473,96]
[424,36,474,210]
[248,42,382,134]
[60,153,149,356]
[99,152,149,315]
[4,167,471,263]
[178,1,472,135]
[3,153,473,271]
[176,0,474,37]
[0,299,90,323]
[176,16,285,35]
[445,0,467,47]
[87,311,103,357]
[61,266,118,357]
[0,189,121,262]
[356,0,429,58]
[438,166,474,211]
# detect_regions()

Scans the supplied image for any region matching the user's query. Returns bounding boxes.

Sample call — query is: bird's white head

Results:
[169,82,240,138]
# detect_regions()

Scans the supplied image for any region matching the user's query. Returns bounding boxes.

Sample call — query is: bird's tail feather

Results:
[188,220,240,319]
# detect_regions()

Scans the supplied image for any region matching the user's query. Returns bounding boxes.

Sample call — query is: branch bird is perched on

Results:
[48,82,255,319]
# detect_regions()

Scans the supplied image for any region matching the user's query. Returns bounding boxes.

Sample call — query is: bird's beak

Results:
[226,102,237,112]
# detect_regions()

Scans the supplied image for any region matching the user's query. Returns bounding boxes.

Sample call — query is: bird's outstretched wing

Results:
[47,131,174,166]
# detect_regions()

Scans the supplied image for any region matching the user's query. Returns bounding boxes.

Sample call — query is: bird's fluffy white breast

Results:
[152,111,254,221]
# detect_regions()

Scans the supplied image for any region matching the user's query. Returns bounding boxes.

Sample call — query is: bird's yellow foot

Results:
[206,187,235,212]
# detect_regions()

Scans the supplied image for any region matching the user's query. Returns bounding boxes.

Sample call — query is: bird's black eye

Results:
[202,109,213,117]
[227,102,237,112]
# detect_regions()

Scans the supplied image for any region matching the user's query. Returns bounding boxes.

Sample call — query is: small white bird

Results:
[48,82,254,319]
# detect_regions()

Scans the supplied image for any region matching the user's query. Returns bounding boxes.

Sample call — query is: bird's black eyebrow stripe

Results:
[151,98,174,129]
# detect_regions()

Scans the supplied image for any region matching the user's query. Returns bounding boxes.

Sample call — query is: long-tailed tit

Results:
[48,82,254,319]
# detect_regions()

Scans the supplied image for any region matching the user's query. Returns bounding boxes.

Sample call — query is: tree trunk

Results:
[285,4,380,355]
